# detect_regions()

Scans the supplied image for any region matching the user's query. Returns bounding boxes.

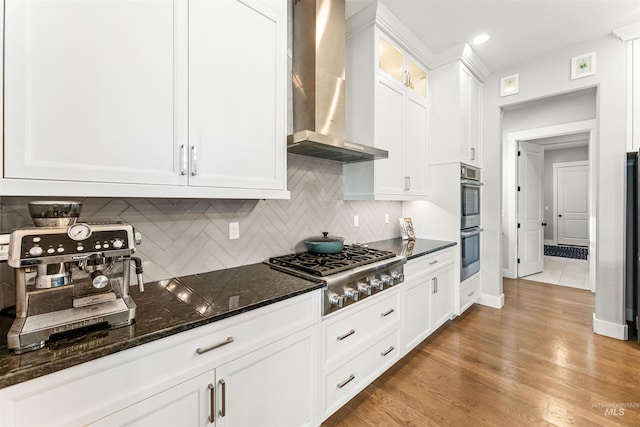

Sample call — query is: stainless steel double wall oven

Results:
[460,164,482,281]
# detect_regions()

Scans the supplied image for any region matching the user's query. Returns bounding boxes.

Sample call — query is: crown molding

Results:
[613,23,640,41]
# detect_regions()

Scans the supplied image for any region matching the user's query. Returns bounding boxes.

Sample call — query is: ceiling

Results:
[345,0,640,72]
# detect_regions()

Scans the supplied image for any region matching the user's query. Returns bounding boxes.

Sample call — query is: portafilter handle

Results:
[131,257,145,292]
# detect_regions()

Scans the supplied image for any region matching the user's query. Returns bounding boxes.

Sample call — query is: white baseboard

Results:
[593,313,628,340]
[478,292,504,309]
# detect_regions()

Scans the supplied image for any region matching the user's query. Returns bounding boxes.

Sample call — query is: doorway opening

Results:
[502,119,597,293]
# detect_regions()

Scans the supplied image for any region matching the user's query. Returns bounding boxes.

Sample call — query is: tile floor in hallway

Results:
[523,255,590,289]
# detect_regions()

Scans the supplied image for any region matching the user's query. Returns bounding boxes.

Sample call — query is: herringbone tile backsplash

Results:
[0,155,401,308]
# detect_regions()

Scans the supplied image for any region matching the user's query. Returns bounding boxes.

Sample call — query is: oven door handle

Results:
[460,179,483,187]
[461,228,483,238]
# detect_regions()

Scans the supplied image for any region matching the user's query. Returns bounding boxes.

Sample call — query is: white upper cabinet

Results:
[2,0,288,199]
[188,0,286,191]
[344,24,429,201]
[4,0,183,186]
[428,61,483,167]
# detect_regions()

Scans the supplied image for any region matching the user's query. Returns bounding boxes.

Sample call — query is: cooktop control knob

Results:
[390,271,404,284]
[327,291,345,308]
[380,274,394,286]
[343,286,359,302]
[357,281,372,296]
[369,277,383,291]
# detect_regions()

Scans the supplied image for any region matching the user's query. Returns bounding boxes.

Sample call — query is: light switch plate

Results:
[353,215,359,227]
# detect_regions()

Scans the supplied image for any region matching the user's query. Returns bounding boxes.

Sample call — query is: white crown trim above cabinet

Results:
[2,0,289,199]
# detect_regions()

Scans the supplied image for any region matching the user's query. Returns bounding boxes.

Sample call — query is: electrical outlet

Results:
[353,215,359,227]
[229,222,240,240]
[384,214,390,224]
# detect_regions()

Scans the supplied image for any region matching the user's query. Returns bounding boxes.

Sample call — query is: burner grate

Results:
[268,245,396,277]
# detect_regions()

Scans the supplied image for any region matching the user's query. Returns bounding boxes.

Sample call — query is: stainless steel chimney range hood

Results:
[288,0,388,163]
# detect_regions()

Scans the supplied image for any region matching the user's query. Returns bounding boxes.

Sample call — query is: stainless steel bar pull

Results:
[381,308,395,317]
[208,383,215,423]
[196,336,234,355]
[337,329,356,341]
[180,144,188,175]
[219,379,226,417]
[190,145,198,176]
[337,374,356,389]
[381,346,394,357]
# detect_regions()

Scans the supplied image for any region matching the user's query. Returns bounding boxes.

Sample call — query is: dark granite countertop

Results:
[365,237,457,260]
[0,263,324,389]
[0,237,454,390]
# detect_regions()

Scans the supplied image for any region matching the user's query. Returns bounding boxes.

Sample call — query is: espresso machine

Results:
[4,201,144,353]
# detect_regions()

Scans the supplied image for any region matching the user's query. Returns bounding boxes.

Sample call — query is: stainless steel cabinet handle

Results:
[381,308,395,317]
[404,176,411,191]
[381,346,394,357]
[337,329,356,341]
[435,277,438,293]
[337,374,356,389]
[196,336,234,355]
[190,145,198,176]
[219,379,226,417]
[208,383,215,423]
[429,260,438,265]
[467,291,475,297]
[180,144,188,176]
[470,147,476,161]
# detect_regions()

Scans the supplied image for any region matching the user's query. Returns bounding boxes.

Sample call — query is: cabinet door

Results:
[215,327,317,427]
[374,77,405,195]
[431,267,454,330]
[460,66,482,166]
[4,0,186,186]
[89,371,213,427]
[403,94,428,196]
[188,0,286,191]
[404,276,432,352]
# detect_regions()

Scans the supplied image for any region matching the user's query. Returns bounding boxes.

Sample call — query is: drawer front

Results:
[322,288,400,366]
[323,328,400,420]
[460,275,480,311]
[405,248,453,278]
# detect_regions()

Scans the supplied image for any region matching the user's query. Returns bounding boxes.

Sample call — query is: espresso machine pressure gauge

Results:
[67,223,92,241]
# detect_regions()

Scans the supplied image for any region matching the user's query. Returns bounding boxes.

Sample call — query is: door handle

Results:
[558,214,562,217]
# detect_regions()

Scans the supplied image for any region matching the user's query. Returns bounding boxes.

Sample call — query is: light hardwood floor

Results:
[322,278,640,426]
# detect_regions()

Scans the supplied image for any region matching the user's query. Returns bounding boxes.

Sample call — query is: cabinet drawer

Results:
[323,328,400,420]
[405,248,453,277]
[322,288,400,367]
[460,275,480,311]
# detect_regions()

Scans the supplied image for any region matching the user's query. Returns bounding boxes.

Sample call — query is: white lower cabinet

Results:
[320,287,401,421]
[91,327,317,427]
[0,291,320,427]
[403,248,454,354]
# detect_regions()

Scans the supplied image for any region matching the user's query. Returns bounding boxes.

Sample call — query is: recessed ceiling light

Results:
[473,34,490,45]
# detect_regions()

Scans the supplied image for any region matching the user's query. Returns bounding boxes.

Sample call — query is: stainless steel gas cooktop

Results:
[266,245,406,316]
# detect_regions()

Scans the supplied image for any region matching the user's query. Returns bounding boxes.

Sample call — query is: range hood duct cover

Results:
[289,0,388,163]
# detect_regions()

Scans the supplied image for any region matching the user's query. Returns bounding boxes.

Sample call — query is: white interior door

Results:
[555,162,589,246]
[517,141,545,277]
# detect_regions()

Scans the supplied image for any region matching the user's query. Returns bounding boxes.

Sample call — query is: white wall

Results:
[483,34,629,339]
